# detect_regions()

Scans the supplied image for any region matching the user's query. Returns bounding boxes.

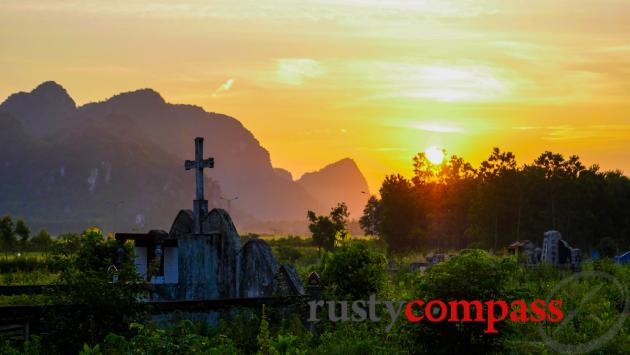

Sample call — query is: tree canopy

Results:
[362,148,630,254]
[307,202,350,255]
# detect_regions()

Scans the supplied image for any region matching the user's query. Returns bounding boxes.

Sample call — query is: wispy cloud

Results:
[512,125,630,141]
[212,78,234,97]
[347,62,512,103]
[411,123,465,133]
[275,59,324,86]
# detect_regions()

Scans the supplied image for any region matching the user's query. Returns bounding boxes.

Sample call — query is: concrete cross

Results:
[185,137,214,234]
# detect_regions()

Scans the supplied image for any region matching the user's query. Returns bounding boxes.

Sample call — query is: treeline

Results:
[361,148,630,254]
[0,215,54,255]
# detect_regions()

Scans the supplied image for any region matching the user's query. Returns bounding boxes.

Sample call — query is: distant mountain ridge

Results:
[298,158,369,219]
[0,82,369,233]
[1,81,76,136]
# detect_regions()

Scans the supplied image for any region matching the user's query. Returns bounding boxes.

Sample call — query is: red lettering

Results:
[425,300,447,322]
[509,300,529,322]
[484,300,508,334]
[405,300,425,322]
[404,298,560,332]
[530,299,546,322]
[448,300,484,322]
[547,300,563,322]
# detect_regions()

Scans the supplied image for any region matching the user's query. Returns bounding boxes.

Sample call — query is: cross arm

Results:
[185,158,215,170]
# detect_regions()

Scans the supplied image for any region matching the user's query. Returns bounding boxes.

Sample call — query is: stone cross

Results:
[185,137,214,234]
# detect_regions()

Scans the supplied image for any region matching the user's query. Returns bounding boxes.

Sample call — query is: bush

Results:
[99,321,240,354]
[43,228,145,352]
[408,249,516,354]
[320,242,387,299]
[314,322,406,354]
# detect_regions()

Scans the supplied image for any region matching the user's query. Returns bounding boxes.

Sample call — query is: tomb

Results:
[115,137,304,300]
[507,240,540,265]
[540,230,581,270]
[409,262,429,273]
[507,231,580,270]
[426,253,445,266]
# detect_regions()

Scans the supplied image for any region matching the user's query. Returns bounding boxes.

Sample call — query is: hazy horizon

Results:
[2,0,630,192]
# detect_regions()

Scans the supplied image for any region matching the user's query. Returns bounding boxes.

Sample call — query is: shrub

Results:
[320,242,387,299]
[43,228,145,352]
[407,249,516,354]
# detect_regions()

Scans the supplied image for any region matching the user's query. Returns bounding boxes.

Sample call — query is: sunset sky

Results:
[2,0,630,192]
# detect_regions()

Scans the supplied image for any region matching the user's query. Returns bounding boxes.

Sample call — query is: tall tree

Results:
[0,215,16,257]
[467,148,520,250]
[377,174,426,254]
[307,202,351,256]
[359,195,379,236]
[32,229,53,254]
[15,218,31,249]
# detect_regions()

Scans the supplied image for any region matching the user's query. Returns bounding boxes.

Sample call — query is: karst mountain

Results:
[0,81,369,233]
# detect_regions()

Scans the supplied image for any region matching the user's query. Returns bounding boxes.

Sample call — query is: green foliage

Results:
[31,229,53,254]
[0,269,58,286]
[15,218,31,246]
[50,232,81,267]
[419,250,514,300]
[314,322,407,355]
[276,244,303,264]
[363,147,630,253]
[408,250,516,354]
[0,336,42,355]
[598,237,619,258]
[320,242,387,299]
[79,343,102,355]
[307,202,350,255]
[359,195,379,236]
[0,217,55,254]
[43,227,145,352]
[96,321,241,354]
[0,215,17,256]
[376,174,426,254]
[218,309,263,352]
[258,306,279,355]
[0,254,54,274]
[4,243,630,353]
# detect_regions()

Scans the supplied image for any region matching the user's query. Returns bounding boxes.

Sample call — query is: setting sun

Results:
[425,146,445,164]
[2,1,630,193]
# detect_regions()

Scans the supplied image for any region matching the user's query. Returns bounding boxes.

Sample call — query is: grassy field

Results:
[0,251,57,286]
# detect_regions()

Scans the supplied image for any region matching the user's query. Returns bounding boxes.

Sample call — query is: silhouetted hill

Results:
[0,110,220,233]
[0,112,28,150]
[77,87,322,221]
[0,81,76,137]
[298,158,369,218]
[0,82,370,233]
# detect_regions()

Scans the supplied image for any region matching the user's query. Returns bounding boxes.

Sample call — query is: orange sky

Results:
[2,1,630,192]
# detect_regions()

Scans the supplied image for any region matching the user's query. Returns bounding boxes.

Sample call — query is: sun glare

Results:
[425,146,445,164]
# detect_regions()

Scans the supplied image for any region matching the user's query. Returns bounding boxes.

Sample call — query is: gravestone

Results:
[427,253,445,265]
[409,262,429,273]
[541,230,581,270]
[507,240,538,264]
[116,137,304,301]
[240,238,278,298]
